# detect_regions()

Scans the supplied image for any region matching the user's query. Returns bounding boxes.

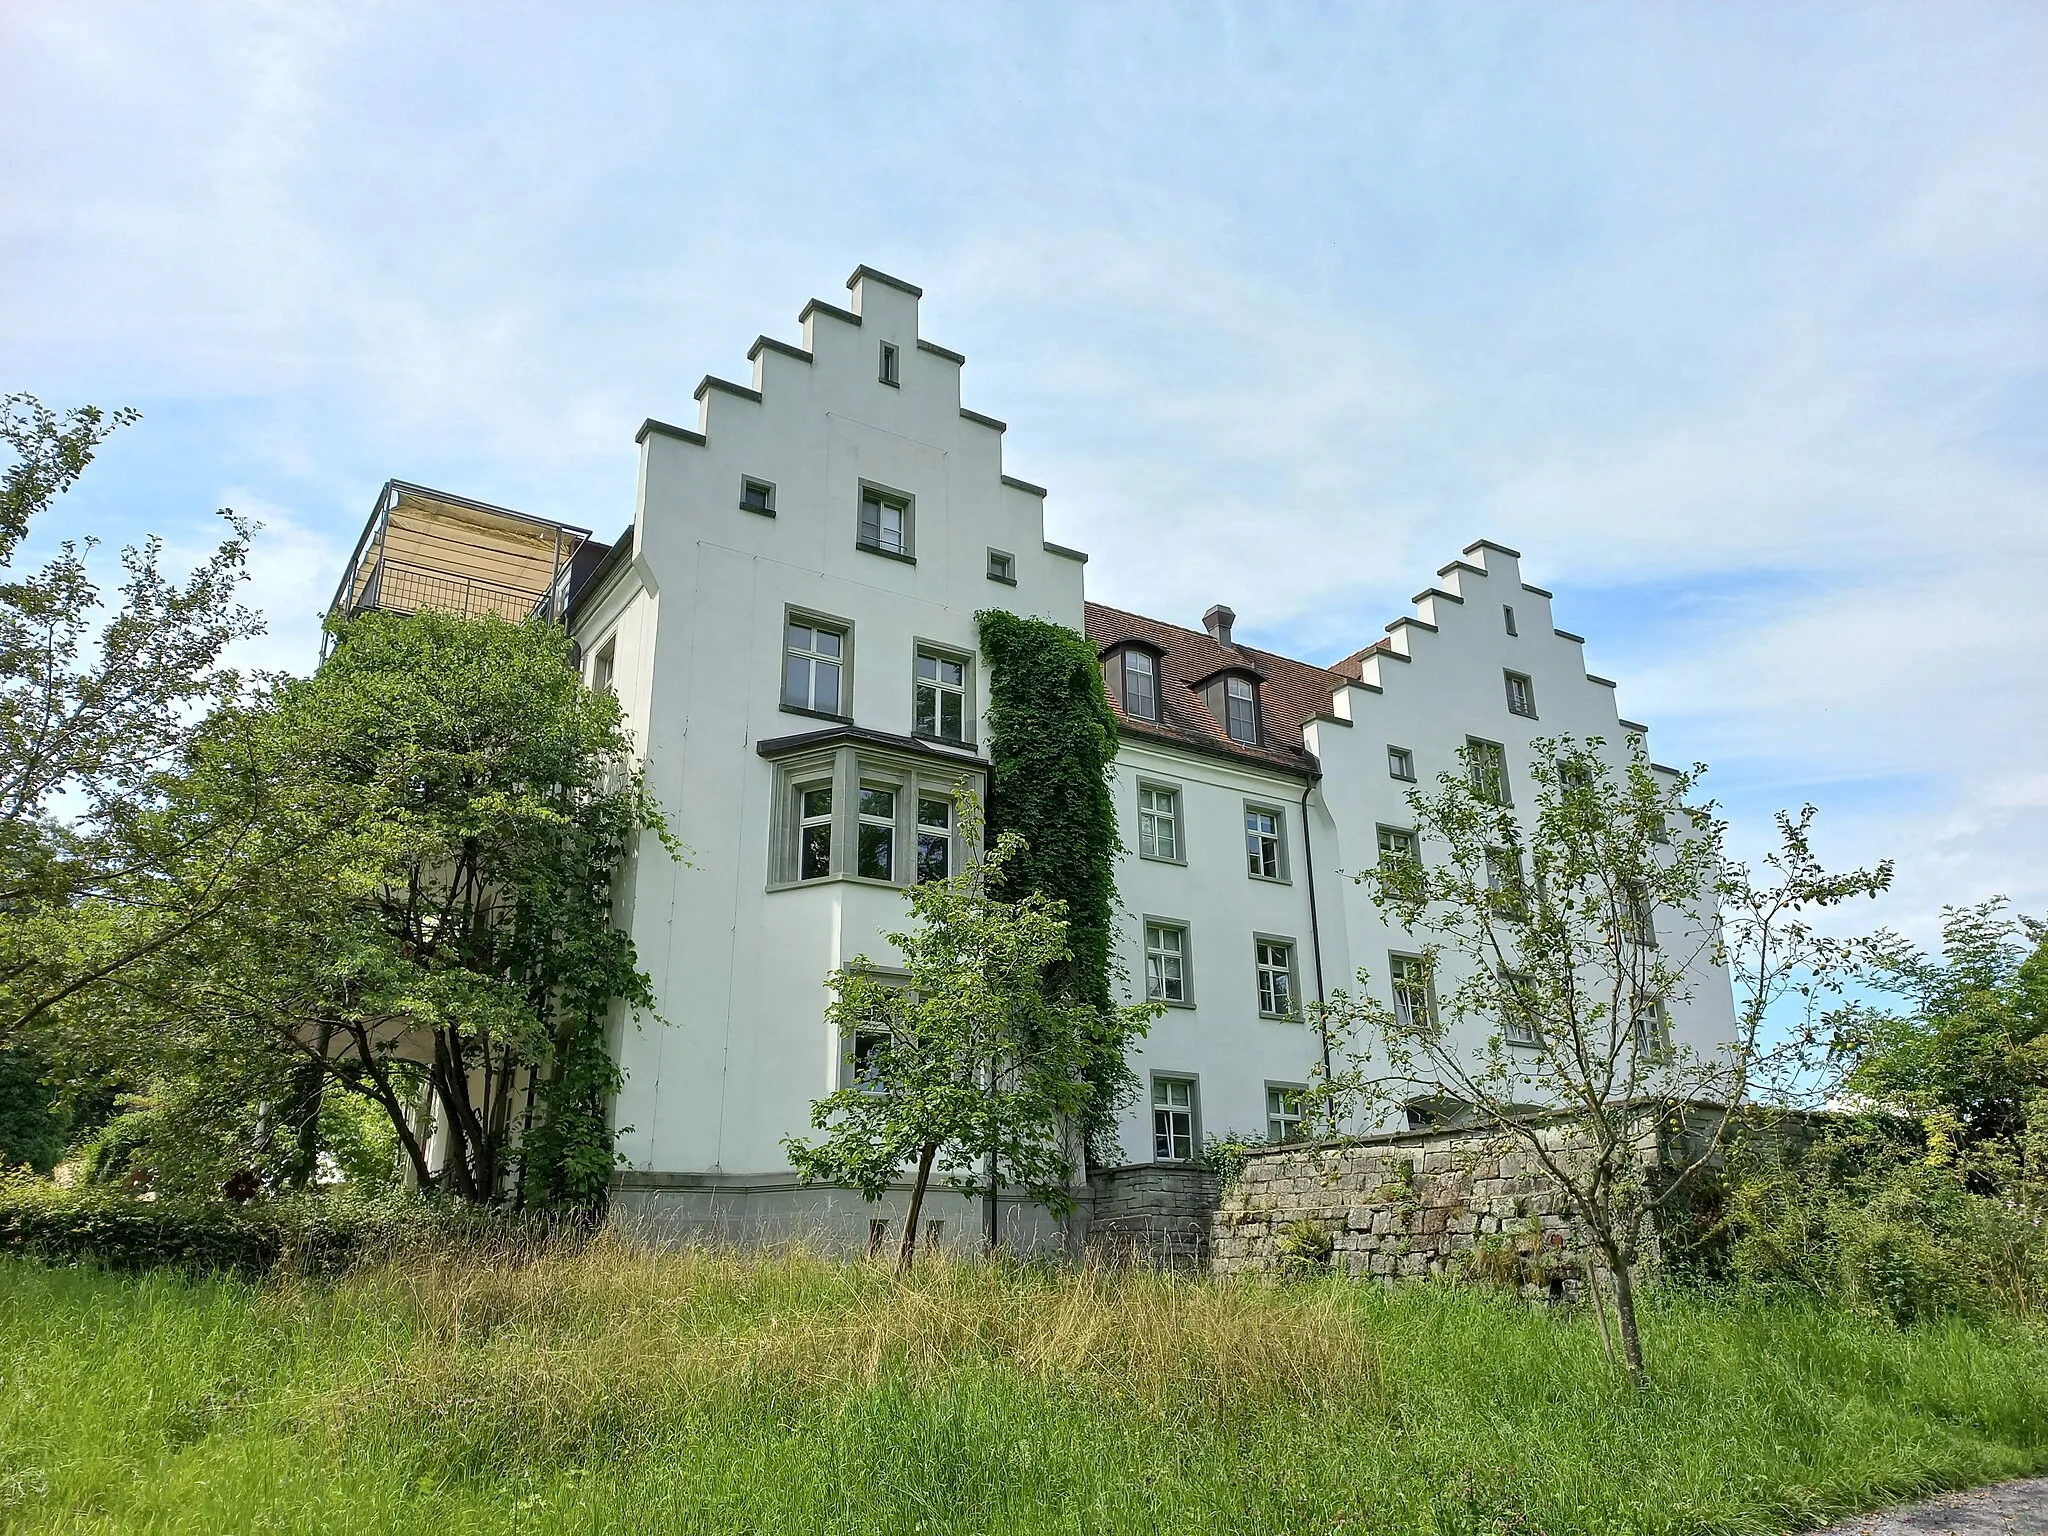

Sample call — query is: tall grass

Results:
[3,1237,2045,1534]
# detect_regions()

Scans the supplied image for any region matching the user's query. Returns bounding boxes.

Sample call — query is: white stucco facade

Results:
[546,266,1739,1249]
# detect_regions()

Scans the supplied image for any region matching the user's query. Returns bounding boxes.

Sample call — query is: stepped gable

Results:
[1084,601,1342,777]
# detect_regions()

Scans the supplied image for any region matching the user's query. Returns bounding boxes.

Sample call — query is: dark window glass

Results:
[1124,651,1157,721]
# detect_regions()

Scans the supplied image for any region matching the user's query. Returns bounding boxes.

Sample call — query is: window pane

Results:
[938,658,963,686]
[939,692,962,740]
[917,797,950,828]
[914,685,936,736]
[814,661,840,715]
[814,629,842,659]
[801,786,833,819]
[917,832,949,883]
[916,653,937,680]
[800,824,831,880]
[858,824,893,880]
[784,654,809,708]
[860,786,895,820]
[860,497,881,543]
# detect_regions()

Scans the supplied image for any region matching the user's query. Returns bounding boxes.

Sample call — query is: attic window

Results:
[1223,676,1258,744]
[879,342,900,387]
[1123,650,1158,722]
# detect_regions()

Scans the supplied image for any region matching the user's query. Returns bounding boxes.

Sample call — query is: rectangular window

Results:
[1152,1077,1195,1162]
[878,341,899,386]
[986,548,1015,584]
[784,619,847,716]
[591,638,616,694]
[1145,922,1189,1004]
[1256,939,1296,1018]
[1376,825,1417,866]
[857,785,896,881]
[1505,671,1537,718]
[1387,745,1415,782]
[914,648,968,742]
[1625,882,1658,948]
[858,487,912,558]
[1245,806,1284,880]
[1503,604,1518,636]
[1466,738,1511,804]
[740,477,775,516]
[850,1021,891,1092]
[915,796,952,883]
[1123,651,1158,722]
[1500,971,1540,1047]
[1138,784,1180,861]
[1266,1086,1305,1144]
[797,783,834,881]
[1486,847,1529,916]
[1390,953,1436,1032]
[1224,676,1258,744]
[1632,1000,1670,1056]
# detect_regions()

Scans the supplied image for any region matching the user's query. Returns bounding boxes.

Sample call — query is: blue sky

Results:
[4,1,2043,946]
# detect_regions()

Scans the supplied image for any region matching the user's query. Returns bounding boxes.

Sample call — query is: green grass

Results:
[2,1241,2044,1535]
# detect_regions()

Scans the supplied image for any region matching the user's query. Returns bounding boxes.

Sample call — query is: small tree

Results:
[1308,735,1889,1387]
[786,799,1156,1274]
[0,394,262,1044]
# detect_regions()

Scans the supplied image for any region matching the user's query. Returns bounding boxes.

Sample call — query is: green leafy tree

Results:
[77,609,678,1207]
[1308,736,1889,1387]
[786,798,1156,1274]
[1832,900,2047,1190]
[0,394,262,1044]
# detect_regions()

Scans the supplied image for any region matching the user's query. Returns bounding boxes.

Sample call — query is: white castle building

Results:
[333,266,1737,1252]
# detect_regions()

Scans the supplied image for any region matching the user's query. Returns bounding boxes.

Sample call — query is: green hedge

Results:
[0,1174,543,1278]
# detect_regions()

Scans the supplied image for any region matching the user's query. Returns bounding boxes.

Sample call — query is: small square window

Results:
[1138,784,1180,861]
[1503,604,1518,636]
[741,477,776,516]
[879,341,900,386]
[987,549,1016,584]
[1387,746,1416,782]
[1152,1077,1195,1162]
[858,487,913,559]
[1505,671,1537,718]
[1376,825,1417,866]
[1256,939,1296,1018]
[1145,922,1189,1004]
[1266,1086,1305,1144]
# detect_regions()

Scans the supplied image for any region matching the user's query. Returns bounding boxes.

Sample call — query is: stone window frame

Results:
[878,340,900,387]
[1136,777,1185,865]
[767,744,980,893]
[911,637,976,747]
[986,548,1016,585]
[856,480,915,564]
[1504,669,1538,719]
[1264,1082,1307,1144]
[1149,1072,1201,1164]
[1141,914,1195,1008]
[1244,801,1289,884]
[1503,603,1518,637]
[1498,968,1541,1049]
[740,476,776,517]
[1465,736,1512,806]
[781,605,854,723]
[1253,931,1301,1021]
[835,964,909,1092]
[1375,823,1417,867]
[1387,744,1416,782]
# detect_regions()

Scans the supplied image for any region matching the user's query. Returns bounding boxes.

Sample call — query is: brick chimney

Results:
[1203,604,1236,649]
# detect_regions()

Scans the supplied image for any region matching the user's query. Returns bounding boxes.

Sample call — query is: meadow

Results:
[2,1241,2044,1535]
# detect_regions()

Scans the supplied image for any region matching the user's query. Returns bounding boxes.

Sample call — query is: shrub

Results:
[1275,1216,1333,1276]
[0,1172,544,1278]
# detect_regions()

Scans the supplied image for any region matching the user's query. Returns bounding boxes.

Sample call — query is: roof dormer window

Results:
[1122,649,1158,722]
[1223,675,1257,744]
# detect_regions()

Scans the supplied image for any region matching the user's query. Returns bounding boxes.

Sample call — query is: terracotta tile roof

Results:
[1083,601,1346,777]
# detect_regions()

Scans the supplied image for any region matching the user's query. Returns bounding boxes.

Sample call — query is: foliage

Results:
[0,1039,74,1173]
[1200,1131,1266,1188]
[0,1172,527,1278]
[1307,735,1891,1386]
[1274,1216,1333,1276]
[1830,900,2047,1190]
[785,798,1157,1270]
[1716,1119,2048,1323]
[63,610,677,1208]
[6,1243,2048,1534]
[974,609,1130,1160]
[0,394,263,1044]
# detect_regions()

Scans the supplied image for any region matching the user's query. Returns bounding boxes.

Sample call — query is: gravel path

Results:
[1802,1478,2048,1535]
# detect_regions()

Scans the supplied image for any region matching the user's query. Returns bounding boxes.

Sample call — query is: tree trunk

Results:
[1610,1251,1648,1389]
[896,1141,938,1278]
